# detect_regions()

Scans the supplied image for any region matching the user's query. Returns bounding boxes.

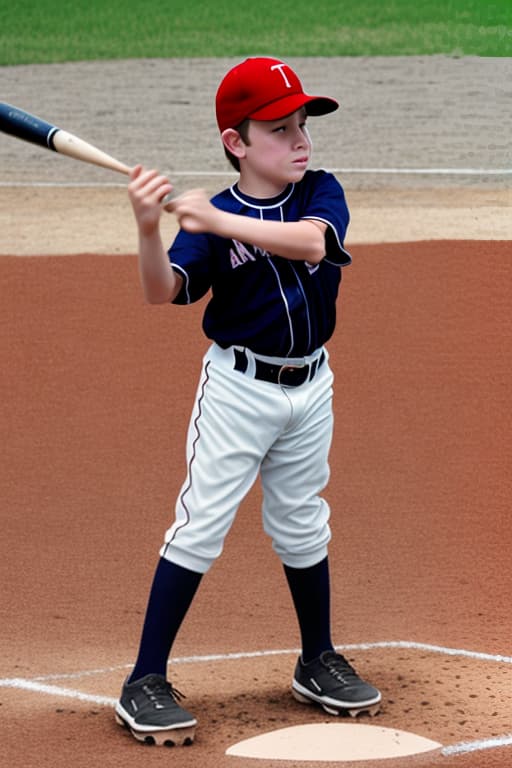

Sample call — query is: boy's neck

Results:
[237,173,289,200]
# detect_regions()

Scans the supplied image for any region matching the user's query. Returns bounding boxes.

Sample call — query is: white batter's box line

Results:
[1,638,510,687]
[338,640,512,665]
[12,639,512,685]
[0,677,117,707]
[22,640,512,685]
[442,734,512,756]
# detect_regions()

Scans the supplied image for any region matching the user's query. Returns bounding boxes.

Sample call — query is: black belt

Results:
[233,348,325,387]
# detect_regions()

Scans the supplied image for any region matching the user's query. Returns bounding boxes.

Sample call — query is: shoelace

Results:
[323,653,360,685]
[141,676,186,709]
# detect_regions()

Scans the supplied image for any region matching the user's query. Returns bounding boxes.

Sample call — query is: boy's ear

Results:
[221,128,246,159]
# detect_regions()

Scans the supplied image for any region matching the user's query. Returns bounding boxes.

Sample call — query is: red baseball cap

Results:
[215,57,339,132]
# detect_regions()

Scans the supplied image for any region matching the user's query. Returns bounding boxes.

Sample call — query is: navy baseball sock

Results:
[128,557,202,683]
[283,556,334,664]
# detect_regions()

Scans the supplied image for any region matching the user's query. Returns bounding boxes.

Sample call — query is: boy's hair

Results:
[223,119,250,172]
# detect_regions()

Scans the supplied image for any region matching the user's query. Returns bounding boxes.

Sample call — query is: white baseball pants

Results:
[160,343,334,573]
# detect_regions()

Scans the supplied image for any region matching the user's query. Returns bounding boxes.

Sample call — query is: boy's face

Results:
[240,107,312,195]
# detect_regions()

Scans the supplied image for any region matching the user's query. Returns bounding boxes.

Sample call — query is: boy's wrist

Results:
[213,209,237,239]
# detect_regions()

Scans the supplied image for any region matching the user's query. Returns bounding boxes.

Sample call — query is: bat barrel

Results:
[0,102,60,150]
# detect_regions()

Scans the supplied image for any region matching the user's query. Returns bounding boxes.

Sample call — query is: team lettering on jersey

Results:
[230,239,270,268]
[230,238,321,273]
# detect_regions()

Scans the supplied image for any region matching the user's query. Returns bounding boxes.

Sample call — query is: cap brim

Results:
[249,94,339,122]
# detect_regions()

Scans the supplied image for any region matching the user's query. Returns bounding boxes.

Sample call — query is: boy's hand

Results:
[128,165,174,236]
[167,189,219,234]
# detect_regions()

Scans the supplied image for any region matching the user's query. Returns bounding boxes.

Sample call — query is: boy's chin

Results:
[287,168,308,183]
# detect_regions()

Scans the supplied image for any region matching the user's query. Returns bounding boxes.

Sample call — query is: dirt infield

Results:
[1,57,511,767]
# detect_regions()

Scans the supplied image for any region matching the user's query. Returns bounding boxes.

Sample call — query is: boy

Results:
[115,57,381,747]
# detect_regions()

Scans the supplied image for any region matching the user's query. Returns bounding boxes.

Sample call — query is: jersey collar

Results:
[230,182,295,209]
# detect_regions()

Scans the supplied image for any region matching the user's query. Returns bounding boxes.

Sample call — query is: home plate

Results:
[226,723,442,761]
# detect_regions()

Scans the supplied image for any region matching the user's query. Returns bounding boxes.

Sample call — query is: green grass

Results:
[1,0,511,64]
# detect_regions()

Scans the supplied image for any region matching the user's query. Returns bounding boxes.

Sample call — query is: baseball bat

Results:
[0,101,131,176]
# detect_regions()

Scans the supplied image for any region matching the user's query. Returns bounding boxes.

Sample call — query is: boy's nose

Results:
[293,129,308,147]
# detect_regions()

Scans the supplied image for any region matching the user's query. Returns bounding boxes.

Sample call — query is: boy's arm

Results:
[128,165,183,304]
[169,189,327,264]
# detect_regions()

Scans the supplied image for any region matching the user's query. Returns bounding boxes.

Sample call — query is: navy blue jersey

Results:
[169,169,351,357]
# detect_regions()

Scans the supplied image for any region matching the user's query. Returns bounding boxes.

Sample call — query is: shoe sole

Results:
[115,712,196,747]
[292,684,381,718]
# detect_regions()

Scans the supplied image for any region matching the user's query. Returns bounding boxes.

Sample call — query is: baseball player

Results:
[115,57,381,747]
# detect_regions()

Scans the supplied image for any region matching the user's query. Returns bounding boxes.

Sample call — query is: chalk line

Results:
[0,677,116,707]
[442,733,512,756]
[13,639,512,685]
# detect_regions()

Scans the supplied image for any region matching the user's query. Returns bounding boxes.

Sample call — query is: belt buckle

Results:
[278,362,308,387]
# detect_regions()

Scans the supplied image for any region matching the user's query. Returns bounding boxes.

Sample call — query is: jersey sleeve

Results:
[168,229,214,305]
[300,171,352,267]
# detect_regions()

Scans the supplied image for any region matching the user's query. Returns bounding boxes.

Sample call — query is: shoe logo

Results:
[309,677,322,693]
[130,698,138,713]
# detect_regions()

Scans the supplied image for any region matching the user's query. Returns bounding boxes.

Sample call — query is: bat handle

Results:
[52,129,132,176]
